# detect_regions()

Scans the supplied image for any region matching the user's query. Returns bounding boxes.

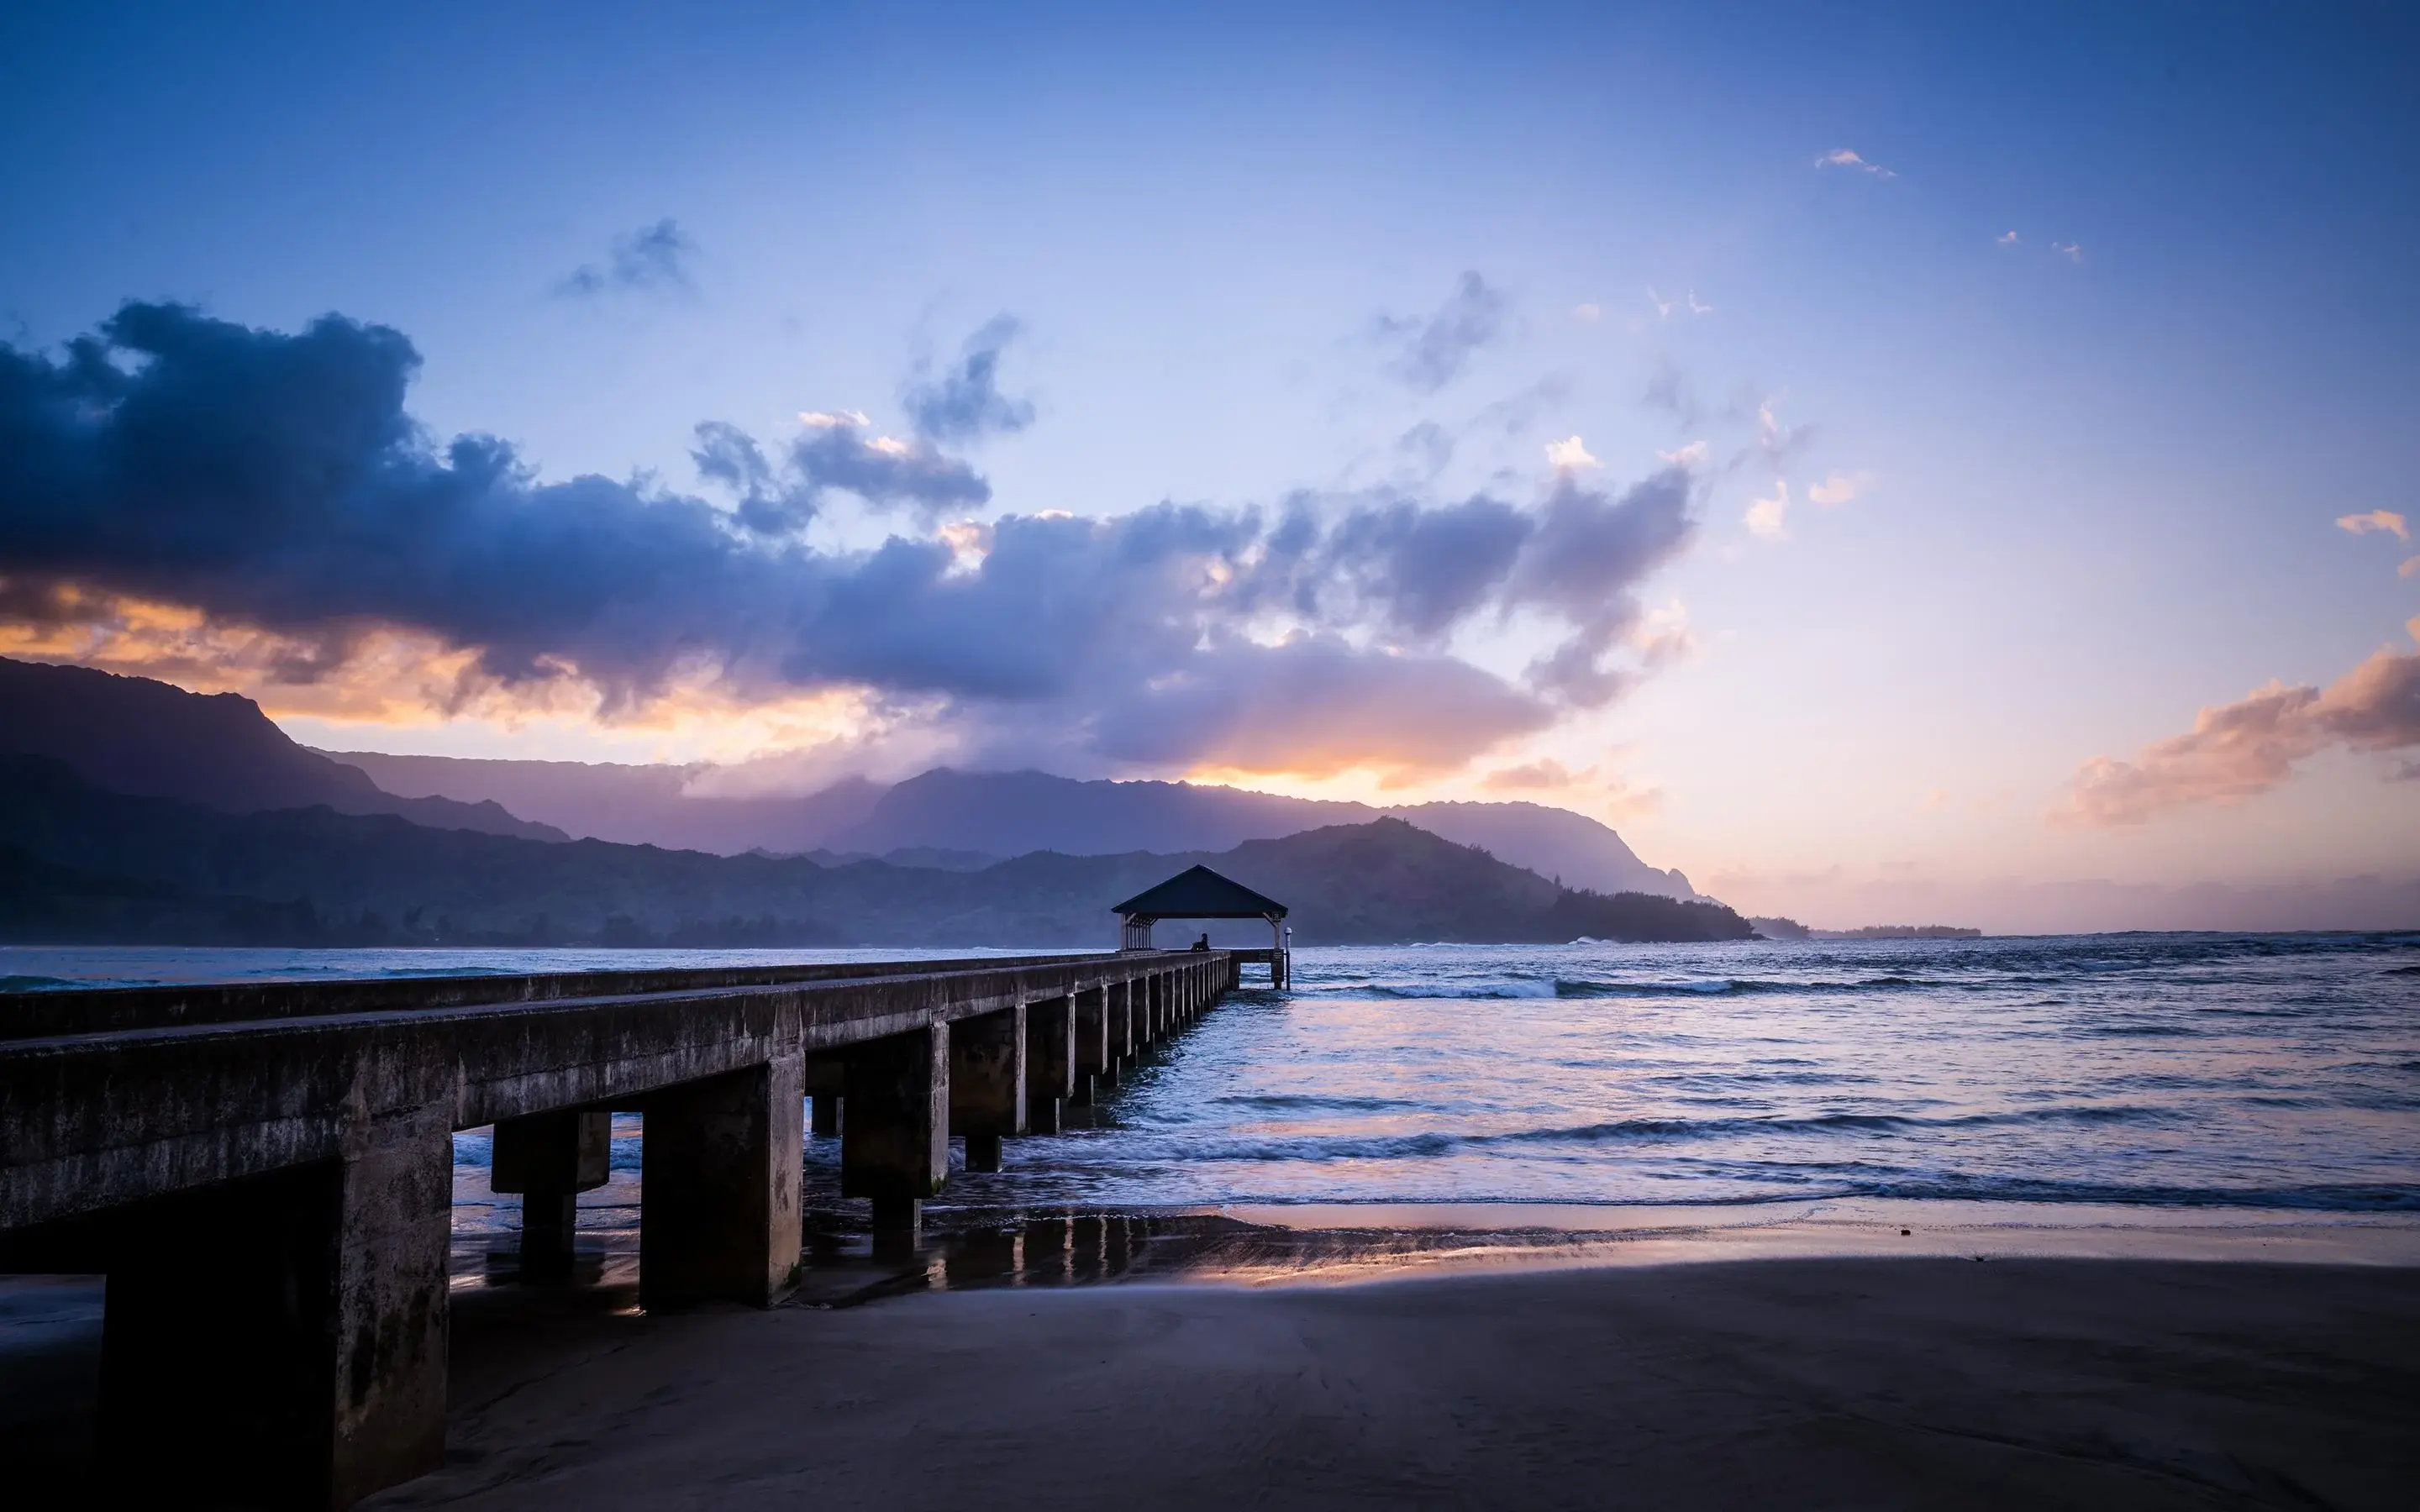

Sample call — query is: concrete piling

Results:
[1071,985,1109,1104]
[1025,995,1075,1133]
[949,1003,1027,1173]
[842,1024,950,1241]
[97,1105,454,1509]
[490,1108,611,1279]
[639,1056,803,1310]
[804,1054,844,1137]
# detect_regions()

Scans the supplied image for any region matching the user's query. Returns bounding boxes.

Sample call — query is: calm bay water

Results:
[9,934,2417,1221]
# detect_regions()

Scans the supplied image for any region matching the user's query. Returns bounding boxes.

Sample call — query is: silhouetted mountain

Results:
[327,754,1695,898]
[1381,800,1694,899]
[0,758,1753,948]
[326,749,883,854]
[837,770,1698,898]
[0,658,565,842]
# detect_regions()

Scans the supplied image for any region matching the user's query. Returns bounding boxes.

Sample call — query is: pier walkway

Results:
[0,948,1239,1509]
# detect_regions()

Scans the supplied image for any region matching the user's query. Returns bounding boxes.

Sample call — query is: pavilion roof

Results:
[1109,864,1288,920]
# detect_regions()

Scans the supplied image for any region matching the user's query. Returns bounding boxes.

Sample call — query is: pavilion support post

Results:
[640,1054,803,1310]
[843,1024,950,1242]
[949,1003,1026,1173]
[1025,994,1075,1133]
[1071,986,1108,1103]
[491,1108,611,1280]
[101,1101,455,1510]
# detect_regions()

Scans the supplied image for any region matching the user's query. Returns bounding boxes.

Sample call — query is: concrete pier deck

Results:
[0,949,1239,1509]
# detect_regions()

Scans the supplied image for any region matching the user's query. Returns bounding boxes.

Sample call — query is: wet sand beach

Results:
[360,1252,2420,1512]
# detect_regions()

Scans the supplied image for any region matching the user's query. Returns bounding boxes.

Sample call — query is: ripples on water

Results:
[908,935,2420,1214]
[9,933,2417,1217]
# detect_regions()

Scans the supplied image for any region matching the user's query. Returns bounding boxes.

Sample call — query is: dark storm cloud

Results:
[790,417,992,518]
[0,302,1701,773]
[1316,496,1532,640]
[556,218,696,298]
[903,316,1035,444]
[1376,272,1507,393]
[1509,469,1697,707]
[690,412,992,528]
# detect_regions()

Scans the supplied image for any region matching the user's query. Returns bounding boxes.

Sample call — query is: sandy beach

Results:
[358,1255,2420,1511]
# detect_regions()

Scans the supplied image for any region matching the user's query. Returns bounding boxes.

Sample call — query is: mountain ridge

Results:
[0,658,566,842]
[0,756,1751,948]
[329,753,1697,898]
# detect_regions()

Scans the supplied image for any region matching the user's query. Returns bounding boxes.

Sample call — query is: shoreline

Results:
[435,1197,2420,1304]
[13,1220,2418,1506]
[385,1254,2420,1509]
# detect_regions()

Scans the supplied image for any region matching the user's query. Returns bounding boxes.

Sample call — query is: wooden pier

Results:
[0,948,1240,1509]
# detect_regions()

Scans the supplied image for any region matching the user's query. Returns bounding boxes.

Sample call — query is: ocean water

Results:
[12,933,2417,1225]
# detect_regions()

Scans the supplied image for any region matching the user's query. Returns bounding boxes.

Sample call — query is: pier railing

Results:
[0,948,1240,1509]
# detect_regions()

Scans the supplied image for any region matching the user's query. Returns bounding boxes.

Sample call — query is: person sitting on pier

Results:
[1192,932,1210,951]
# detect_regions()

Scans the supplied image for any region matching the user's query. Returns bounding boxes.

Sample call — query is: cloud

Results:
[556,218,695,298]
[1570,302,1602,323]
[788,414,992,521]
[1754,398,1816,471]
[2058,624,2420,825]
[1376,271,1507,393]
[1996,231,2020,247]
[1544,435,1600,471]
[1086,633,1552,775]
[1647,287,1713,319]
[1807,471,1872,506]
[902,315,1035,444]
[2402,556,2419,579]
[1311,496,1534,641]
[1744,480,1791,539]
[2053,241,2085,264]
[1658,440,1710,468]
[1511,470,1698,706]
[0,301,1705,781]
[2338,509,2410,541]
[1484,758,1577,790]
[1815,149,1896,179]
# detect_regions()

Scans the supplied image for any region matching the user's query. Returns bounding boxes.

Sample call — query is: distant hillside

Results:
[0,658,564,842]
[0,757,1753,948]
[328,749,882,855]
[329,755,1697,899]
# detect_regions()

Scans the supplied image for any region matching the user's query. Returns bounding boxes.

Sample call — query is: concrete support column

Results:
[640,1055,803,1311]
[1025,995,1075,1132]
[949,1003,1027,1173]
[805,1054,844,1137]
[100,1103,453,1509]
[1107,979,1135,1068]
[490,1108,611,1280]
[842,1023,949,1237]
[1071,987,1108,1103]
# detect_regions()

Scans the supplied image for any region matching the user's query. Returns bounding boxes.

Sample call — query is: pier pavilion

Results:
[1113,864,1290,988]
[0,947,1238,1509]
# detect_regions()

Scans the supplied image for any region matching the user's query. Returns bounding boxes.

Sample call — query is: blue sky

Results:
[3,1,2415,927]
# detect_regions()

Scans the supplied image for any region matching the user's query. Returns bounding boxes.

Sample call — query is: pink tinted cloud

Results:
[2058,625,2420,825]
